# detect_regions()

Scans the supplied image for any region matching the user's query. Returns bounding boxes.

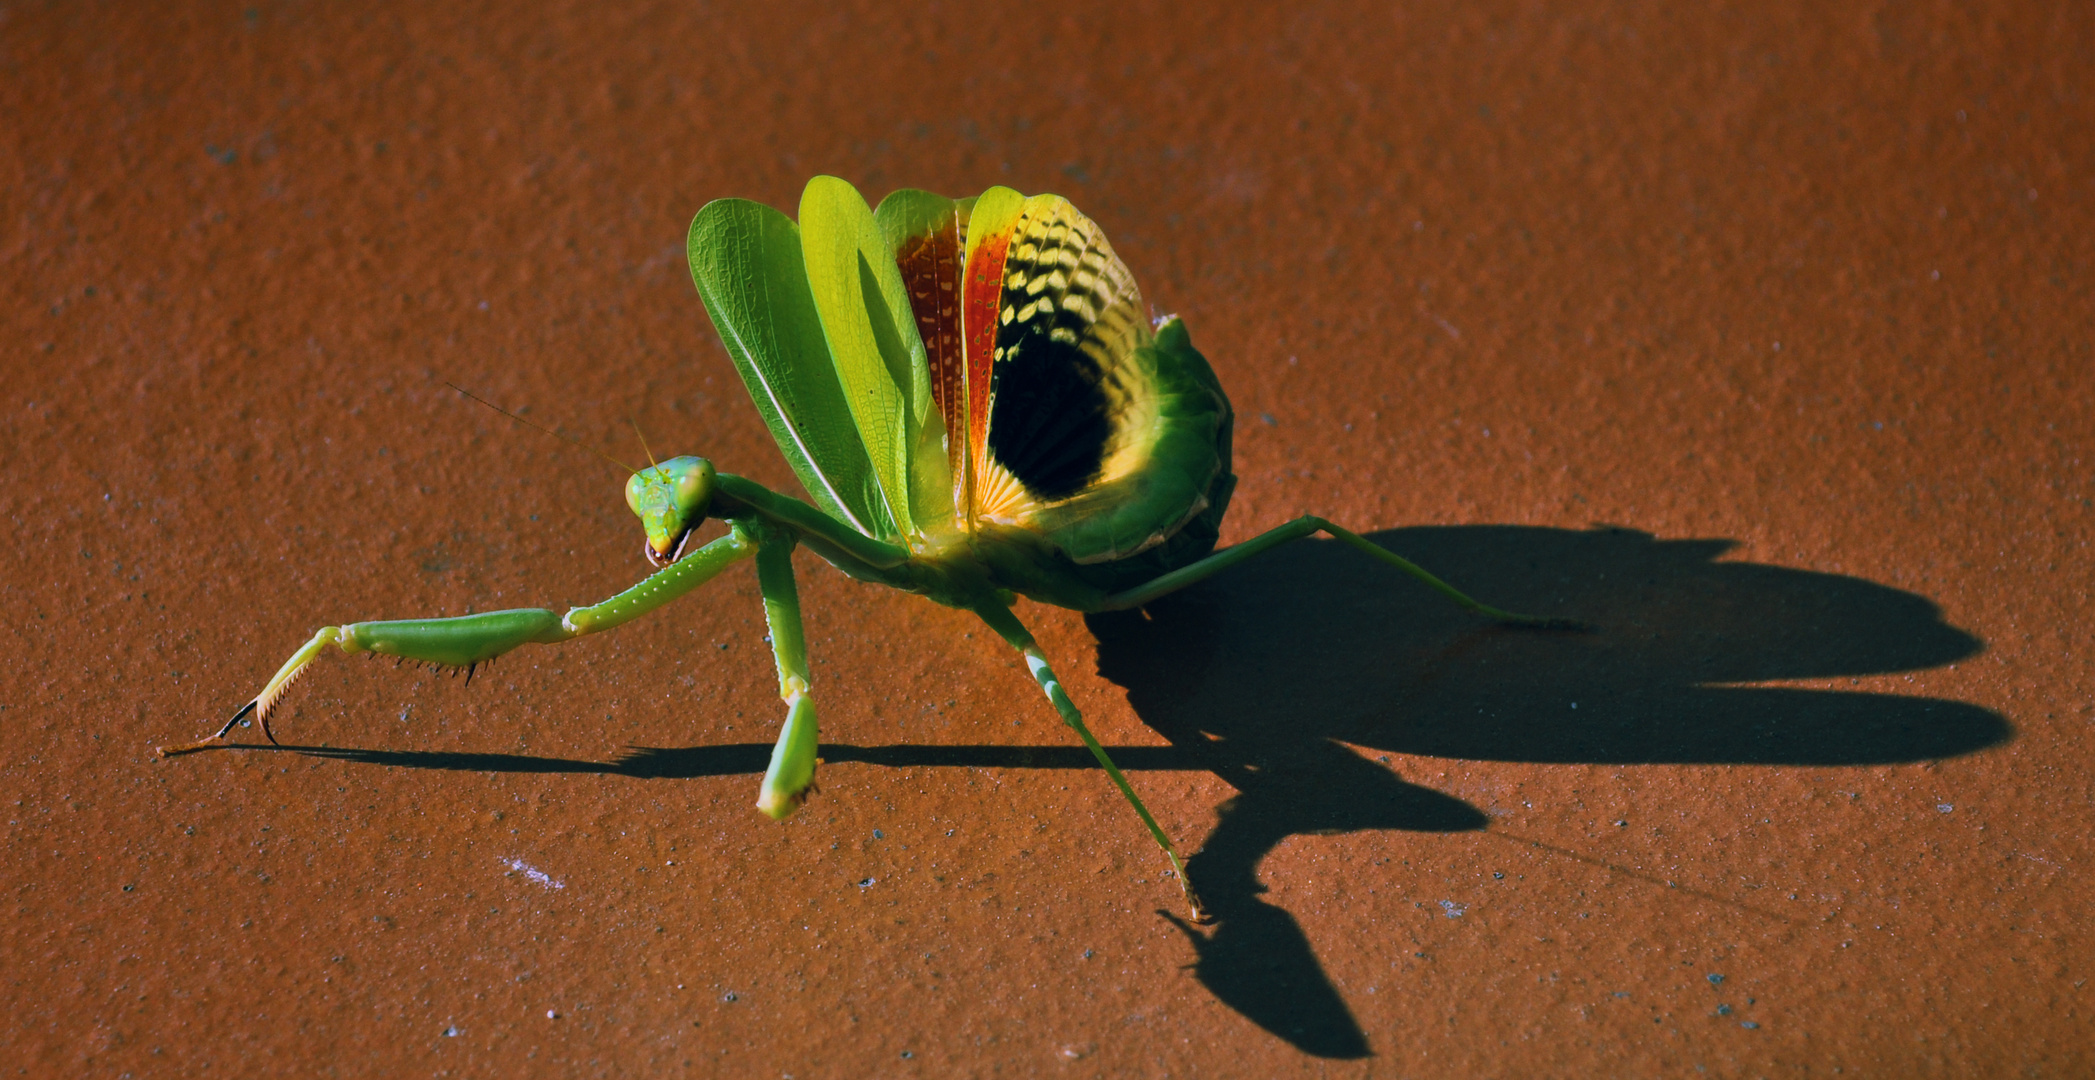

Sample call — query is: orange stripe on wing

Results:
[961,224,1013,523]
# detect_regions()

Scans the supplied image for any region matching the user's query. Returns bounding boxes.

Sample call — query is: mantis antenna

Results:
[445,383,642,478]
[629,417,668,482]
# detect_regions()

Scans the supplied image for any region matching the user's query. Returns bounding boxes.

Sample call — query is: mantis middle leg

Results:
[973,599,1210,923]
[750,526,823,819]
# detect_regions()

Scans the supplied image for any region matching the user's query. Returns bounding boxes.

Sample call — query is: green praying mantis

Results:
[172,176,1580,920]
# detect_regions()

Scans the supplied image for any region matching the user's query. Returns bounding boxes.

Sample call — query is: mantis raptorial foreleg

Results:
[1101,515,1589,630]
[751,527,822,819]
[165,525,761,753]
[973,600,1210,923]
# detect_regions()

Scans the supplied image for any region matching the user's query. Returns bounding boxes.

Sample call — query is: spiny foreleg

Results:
[176,610,569,750]
[164,525,759,755]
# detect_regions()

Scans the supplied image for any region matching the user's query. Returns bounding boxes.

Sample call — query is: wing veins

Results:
[714,265,876,538]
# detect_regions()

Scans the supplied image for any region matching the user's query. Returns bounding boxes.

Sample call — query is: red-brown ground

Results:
[4,1,2089,1075]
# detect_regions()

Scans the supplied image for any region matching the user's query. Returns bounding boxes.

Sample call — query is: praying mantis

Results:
[173,176,1579,920]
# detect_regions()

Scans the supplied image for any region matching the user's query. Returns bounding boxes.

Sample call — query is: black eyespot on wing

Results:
[987,303,1112,500]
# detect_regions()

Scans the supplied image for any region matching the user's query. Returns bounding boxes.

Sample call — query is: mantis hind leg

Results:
[751,527,822,819]
[1101,515,1590,630]
[973,600,1211,923]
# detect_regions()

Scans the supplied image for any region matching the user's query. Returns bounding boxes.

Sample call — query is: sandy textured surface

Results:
[4,1,2089,1075]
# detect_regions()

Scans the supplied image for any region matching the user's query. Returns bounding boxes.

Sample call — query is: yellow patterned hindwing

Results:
[974,195,1158,524]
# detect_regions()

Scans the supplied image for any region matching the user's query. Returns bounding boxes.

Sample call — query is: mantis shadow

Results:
[256,525,2003,1059]
[1079,524,2004,1057]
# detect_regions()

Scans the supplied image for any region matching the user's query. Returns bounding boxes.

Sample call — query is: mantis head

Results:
[626,455,716,567]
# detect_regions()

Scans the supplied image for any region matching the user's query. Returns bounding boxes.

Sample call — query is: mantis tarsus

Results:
[171,177,1582,920]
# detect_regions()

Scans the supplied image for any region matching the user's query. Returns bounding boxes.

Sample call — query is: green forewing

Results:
[687,198,893,539]
[797,177,949,537]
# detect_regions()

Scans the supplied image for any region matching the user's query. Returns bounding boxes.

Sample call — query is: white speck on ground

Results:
[503,857,565,890]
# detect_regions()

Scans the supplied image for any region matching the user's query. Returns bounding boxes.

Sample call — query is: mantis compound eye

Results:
[669,456,717,520]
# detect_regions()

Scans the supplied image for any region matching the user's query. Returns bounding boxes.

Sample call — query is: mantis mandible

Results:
[172,177,1580,920]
